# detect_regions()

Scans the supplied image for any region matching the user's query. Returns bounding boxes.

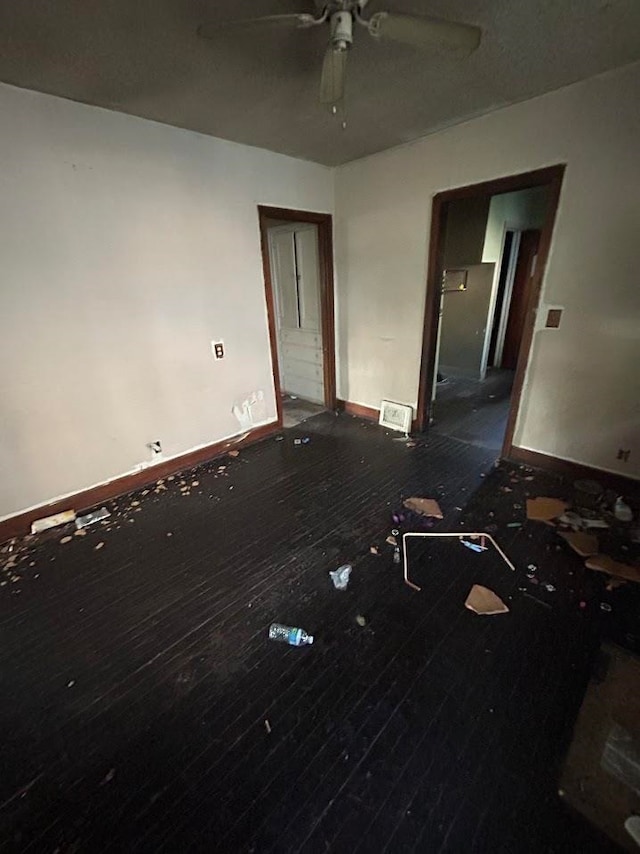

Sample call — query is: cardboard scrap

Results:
[464,584,509,615]
[585,555,640,584]
[558,531,600,558]
[526,497,569,526]
[403,497,443,519]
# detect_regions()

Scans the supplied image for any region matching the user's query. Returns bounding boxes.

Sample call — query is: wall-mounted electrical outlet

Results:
[616,448,631,462]
[212,340,225,360]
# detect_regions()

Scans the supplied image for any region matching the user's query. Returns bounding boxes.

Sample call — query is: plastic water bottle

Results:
[268,623,314,646]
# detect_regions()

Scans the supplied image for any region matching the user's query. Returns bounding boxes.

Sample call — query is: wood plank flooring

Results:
[0,413,629,852]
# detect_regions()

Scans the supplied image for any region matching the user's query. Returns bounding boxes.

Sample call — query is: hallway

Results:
[431,369,515,451]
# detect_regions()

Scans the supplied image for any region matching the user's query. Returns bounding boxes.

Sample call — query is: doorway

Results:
[416,166,565,456]
[258,206,336,429]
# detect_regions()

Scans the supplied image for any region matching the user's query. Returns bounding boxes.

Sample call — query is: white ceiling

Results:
[0,0,639,166]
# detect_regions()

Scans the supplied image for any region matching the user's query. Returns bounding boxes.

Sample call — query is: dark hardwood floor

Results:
[432,369,514,451]
[0,413,631,853]
[282,395,326,429]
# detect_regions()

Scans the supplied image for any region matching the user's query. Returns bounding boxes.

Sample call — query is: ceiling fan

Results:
[198,1,481,106]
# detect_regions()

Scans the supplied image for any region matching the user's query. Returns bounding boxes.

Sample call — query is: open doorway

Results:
[258,206,336,429]
[417,166,565,456]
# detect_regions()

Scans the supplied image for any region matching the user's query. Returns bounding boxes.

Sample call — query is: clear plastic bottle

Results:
[268,623,314,646]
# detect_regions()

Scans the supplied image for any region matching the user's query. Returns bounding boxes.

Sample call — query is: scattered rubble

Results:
[585,555,640,584]
[526,497,569,525]
[558,531,599,557]
[76,508,111,529]
[31,509,76,535]
[402,497,443,519]
[329,564,352,590]
[465,585,509,615]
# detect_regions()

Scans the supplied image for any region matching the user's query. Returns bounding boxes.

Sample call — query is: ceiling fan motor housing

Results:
[331,10,353,50]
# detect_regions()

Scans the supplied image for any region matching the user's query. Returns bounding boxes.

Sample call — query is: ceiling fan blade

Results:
[367,12,481,55]
[319,46,347,105]
[198,13,319,40]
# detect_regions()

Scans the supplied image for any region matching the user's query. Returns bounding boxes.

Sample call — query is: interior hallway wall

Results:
[482,186,551,263]
[334,61,640,478]
[479,185,552,375]
[0,83,333,519]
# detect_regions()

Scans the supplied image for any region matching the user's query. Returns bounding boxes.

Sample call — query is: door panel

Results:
[294,228,321,332]
[502,229,540,370]
[268,225,324,403]
[271,230,298,329]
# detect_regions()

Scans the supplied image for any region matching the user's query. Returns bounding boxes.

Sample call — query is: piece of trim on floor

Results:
[0,422,279,544]
[509,446,639,492]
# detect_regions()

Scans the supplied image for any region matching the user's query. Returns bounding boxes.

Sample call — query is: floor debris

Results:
[386,534,397,547]
[614,496,633,523]
[369,546,380,556]
[558,511,609,531]
[329,564,352,590]
[264,719,271,734]
[523,592,552,609]
[60,536,73,545]
[268,623,314,646]
[461,539,487,553]
[31,509,76,534]
[558,531,600,557]
[402,497,443,519]
[356,614,367,627]
[401,531,515,591]
[228,450,240,458]
[76,507,111,529]
[585,554,640,584]
[94,542,105,551]
[526,497,569,525]
[464,585,509,615]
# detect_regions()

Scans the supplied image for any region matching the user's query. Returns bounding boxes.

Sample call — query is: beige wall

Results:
[0,83,333,519]
[335,61,640,478]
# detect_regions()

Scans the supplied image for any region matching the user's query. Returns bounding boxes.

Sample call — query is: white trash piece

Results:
[75,507,111,529]
[329,564,352,590]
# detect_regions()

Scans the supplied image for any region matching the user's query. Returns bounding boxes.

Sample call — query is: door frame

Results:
[258,205,336,425]
[415,165,565,458]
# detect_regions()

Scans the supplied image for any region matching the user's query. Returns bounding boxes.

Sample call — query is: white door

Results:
[268,224,324,403]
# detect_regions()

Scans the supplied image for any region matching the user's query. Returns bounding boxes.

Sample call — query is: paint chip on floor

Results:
[465,584,509,615]
[403,497,443,519]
